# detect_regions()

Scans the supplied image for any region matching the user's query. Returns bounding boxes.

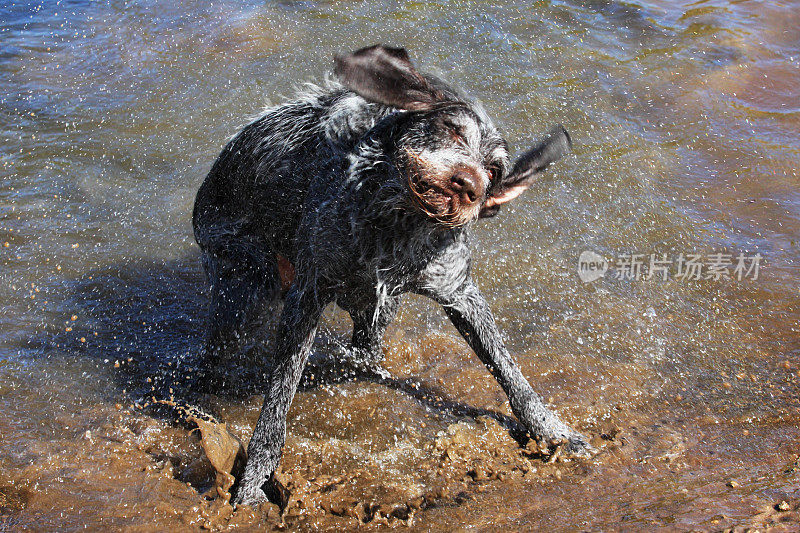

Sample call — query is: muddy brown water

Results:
[1,0,799,531]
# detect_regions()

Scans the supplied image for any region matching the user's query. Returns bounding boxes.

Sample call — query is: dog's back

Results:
[192,84,390,262]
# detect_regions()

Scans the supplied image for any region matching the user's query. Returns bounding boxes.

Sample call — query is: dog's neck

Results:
[335,140,470,293]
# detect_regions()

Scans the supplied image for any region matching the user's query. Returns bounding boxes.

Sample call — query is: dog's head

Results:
[335,45,572,226]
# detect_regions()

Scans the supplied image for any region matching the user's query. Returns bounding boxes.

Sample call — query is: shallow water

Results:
[1,0,799,530]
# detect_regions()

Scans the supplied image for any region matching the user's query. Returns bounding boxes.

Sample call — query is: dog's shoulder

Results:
[319,84,396,150]
[255,81,395,153]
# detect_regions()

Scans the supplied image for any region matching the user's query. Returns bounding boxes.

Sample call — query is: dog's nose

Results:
[449,171,480,204]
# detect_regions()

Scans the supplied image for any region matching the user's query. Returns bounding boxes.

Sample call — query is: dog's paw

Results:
[233,485,269,507]
[536,426,596,460]
[562,432,596,458]
[234,474,291,509]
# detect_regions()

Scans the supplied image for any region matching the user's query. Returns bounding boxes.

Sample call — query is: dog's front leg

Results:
[235,283,329,506]
[438,280,593,457]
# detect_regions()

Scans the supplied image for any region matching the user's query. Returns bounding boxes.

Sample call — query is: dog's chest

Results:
[341,227,471,301]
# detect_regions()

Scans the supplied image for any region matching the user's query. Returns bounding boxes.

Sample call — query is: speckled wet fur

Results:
[192,45,591,506]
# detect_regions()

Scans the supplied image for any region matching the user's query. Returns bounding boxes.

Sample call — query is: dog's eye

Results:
[486,166,499,182]
[442,120,467,144]
[448,128,466,145]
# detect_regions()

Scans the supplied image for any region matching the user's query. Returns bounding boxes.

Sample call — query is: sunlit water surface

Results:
[1,0,799,530]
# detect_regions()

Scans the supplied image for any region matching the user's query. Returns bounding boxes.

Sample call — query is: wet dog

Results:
[192,45,592,505]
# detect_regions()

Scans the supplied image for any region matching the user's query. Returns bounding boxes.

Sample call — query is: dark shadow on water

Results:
[301,358,531,446]
[31,252,209,403]
[378,374,530,445]
[36,251,528,444]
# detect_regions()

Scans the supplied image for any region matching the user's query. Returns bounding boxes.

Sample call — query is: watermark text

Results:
[578,251,762,282]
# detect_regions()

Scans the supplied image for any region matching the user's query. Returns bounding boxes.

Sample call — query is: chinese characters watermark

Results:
[578,251,762,283]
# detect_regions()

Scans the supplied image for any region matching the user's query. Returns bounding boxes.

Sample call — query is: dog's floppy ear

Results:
[480,125,572,218]
[334,45,444,111]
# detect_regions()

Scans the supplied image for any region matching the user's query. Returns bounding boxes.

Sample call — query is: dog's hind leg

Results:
[346,295,401,370]
[196,245,282,391]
